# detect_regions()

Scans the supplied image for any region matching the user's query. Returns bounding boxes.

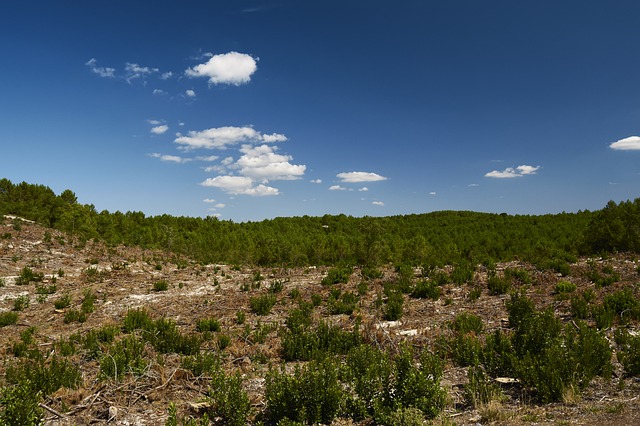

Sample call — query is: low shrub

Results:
[321,265,352,285]
[250,294,277,316]
[206,370,252,426]
[54,293,72,309]
[487,273,511,295]
[13,295,29,312]
[555,281,577,294]
[99,335,148,380]
[615,330,640,376]
[63,309,87,324]
[153,280,169,292]
[0,311,19,327]
[410,279,441,300]
[196,318,221,333]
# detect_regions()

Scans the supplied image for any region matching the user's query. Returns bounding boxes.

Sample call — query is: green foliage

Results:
[206,370,252,426]
[0,311,19,327]
[153,280,169,292]
[505,291,535,329]
[504,267,531,284]
[383,286,404,321]
[12,295,29,311]
[123,308,154,332]
[5,353,82,396]
[410,279,441,300]
[451,312,484,335]
[181,352,221,377]
[54,293,72,309]
[321,266,352,285]
[196,317,221,333]
[603,288,640,324]
[100,335,148,380]
[281,319,361,362]
[64,309,87,324]
[327,291,358,315]
[487,272,511,295]
[451,262,474,285]
[615,329,640,376]
[250,294,277,315]
[81,288,97,313]
[554,280,577,294]
[465,366,501,408]
[35,283,57,295]
[15,266,43,285]
[266,358,344,425]
[0,380,43,426]
[149,317,201,355]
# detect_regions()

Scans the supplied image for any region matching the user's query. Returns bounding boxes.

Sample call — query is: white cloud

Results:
[197,155,219,162]
[358,187,369,192]
[149,153,191,163]
[372,201,385,206]
[186,51,258,86]
[429,192,437,196]
[337,171,388,183]
[610,136,640,151]
[147,119,162,125]
[174,126,286,150]
[85,58,115,78]
[485,165,540,178]
[150,125,169,135]
[178,121,185,126]
[262,133,288,143]
[235,144,306,181]
[329,185,349,191]
[153,89,167,96]
[186,89,196,97]
[160,71,173,80]
[125,62,158,83]
[221,156,234,166]
[311,179,322,184]
[214,203,226,209]
[201,176,278,196]
[203,198,217,203]
[468,183,480,187]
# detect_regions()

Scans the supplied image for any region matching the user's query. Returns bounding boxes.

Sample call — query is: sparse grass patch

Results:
[250,294,277,316]
[0,311,19,327]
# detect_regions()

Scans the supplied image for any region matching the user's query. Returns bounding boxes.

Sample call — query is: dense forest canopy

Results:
[1,178,638,267]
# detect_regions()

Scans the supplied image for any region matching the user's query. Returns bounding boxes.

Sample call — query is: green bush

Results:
[206,370,251,426]
[81,288,97,313]
[327,291,358,315]
[63,309,87,324]
[321,266,352,285]
[54,293,72,309]
[149,317,201,355]
[383,289,404,321]
[250,294,277,316]
[15,266,43,285]
[153,280,169,292]
[451,312,484,335]
[465,366,501,408]
[410,279,441,300]
[13,295,29,312]
[0,311,19,327]
[505,267,531,284]
[505,291,535,329]
[0,380,43,426]
[123,308,154,332]
[181,352,221,377]
[603,288,640,323]
[35,283,57,295]
[196,317,221,333]
[555,280,577,294]
[266,358,344,425]
[487,273,511,295]
[5,354,82,396]
[100,335,148,380]
[615,330,640,376]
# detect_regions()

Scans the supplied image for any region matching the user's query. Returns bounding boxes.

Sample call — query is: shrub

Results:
[5,354,82,396]
[181,352,221,377]
[250,294,277,316]
[451,312,484,335]
[123,308,154,332]
[384,289,404,321]
[410,279,441,300]
[13,295,30,311]
[269,279,284,293]
[265,358,344,425]
[505,291,535,329]
[217,334,231,350]
[81,288,97,313]
[153,280,169,292]
[361,266,383,280]
[64,309,87,324]
[15,266,43,285]
[196,318,221,333]
[603,288,640,323]
[321,265,352,285]
[35,283,57,295]
[505,267,531,284]
[327,291,358,315]
[555,281,577,294]
[487,273,511,295]
[207,370,251,426]
[54,293,72,309]
[465,365,502,408]
[0,311,19,327]
[149,317,201,355]
[100,335,148,380]
[0,380,43,426]
[615,330,640,376]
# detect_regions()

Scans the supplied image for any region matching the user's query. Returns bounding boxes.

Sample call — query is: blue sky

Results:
[1,1,639,222]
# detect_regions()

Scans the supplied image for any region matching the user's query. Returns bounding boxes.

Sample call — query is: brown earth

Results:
[0,215,639,425]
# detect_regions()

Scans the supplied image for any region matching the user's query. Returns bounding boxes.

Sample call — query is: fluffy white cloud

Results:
[150,125,169,135]
[147,119,162,125]
[358,187,369,192]
[153,89,167,96]
[174,126,286,150]
[201,176,278,196]
[235,144,306,181]
[160,71,173,80]
[372,201,385,206]
[186,51,258,85]
[197,155,219,162]
[610,136,640,151]
[429,192,437,195]
[310,179,322,184]
[214,203,226,209]
[337,171,388,183]
[186,89,196,97]
[85,58,115,78]
[149,153,191,163]
[203,198,217,203]
[485,165,540,178]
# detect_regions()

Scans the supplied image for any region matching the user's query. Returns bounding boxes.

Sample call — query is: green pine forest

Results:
[1,178,639,266]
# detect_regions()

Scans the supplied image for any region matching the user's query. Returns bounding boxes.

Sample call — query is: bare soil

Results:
[0,216,639,425]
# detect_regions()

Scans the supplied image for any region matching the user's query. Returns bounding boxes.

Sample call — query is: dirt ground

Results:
[0,216,639,425]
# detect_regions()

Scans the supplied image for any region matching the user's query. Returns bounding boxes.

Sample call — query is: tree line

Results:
[1,178,638,267]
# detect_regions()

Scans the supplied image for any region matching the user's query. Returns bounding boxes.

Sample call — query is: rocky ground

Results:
[0,215,639,425]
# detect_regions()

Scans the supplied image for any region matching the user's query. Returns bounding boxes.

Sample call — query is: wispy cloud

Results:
[149,153,191,163]
[337,171,388,183]
[610,136,640,151]
[175,126,287,150]
[372,201,385,206]
[186,51,258,86]
[329,185,350,191]
[485,165,540,178]
[85,58,115,78]
[125,62,158,84]
[310,179,322,184]
[186,89,196,98]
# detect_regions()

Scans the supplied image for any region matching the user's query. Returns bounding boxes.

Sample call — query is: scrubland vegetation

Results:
[1,179,639,425]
